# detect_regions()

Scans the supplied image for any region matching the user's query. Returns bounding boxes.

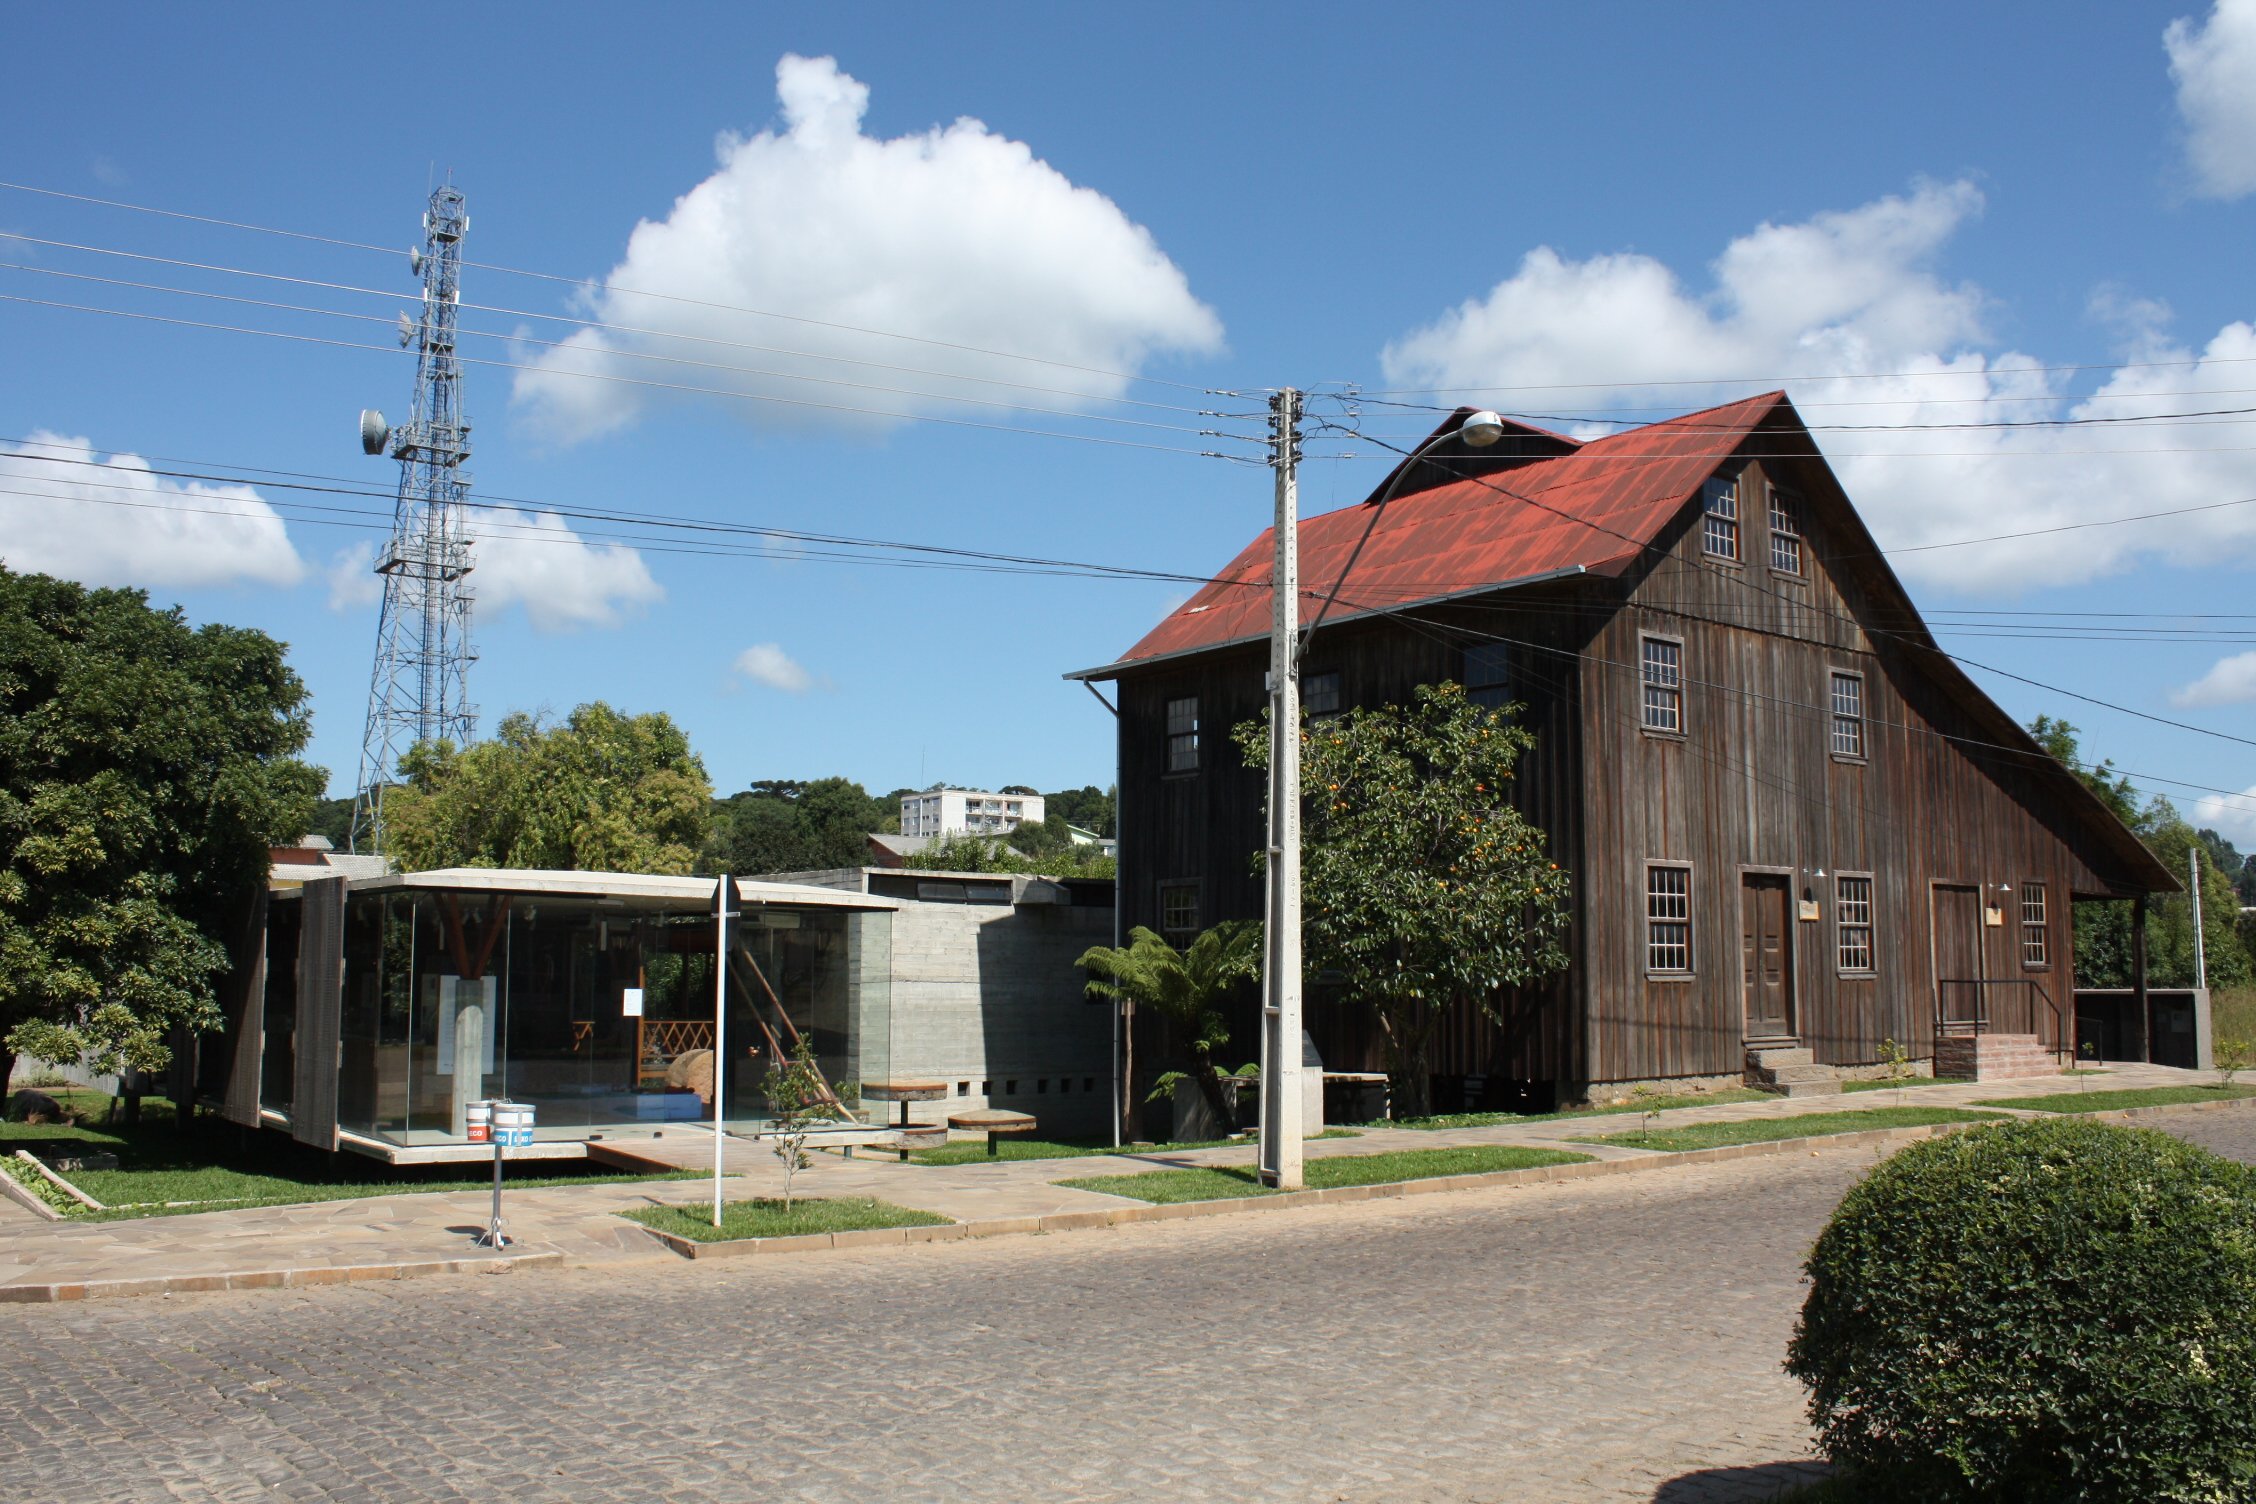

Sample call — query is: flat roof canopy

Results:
[337,867,897,911]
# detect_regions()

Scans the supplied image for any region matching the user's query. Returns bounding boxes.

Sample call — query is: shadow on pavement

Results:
[1652,1460,1832,1501]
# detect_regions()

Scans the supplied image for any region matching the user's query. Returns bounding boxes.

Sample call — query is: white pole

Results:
[2191,847,2207,992]
[712,872,731,1228]
[1260,388,1305,1190]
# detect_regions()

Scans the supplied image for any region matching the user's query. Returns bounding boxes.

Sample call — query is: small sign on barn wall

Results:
[1797,899,1820,922]
[1984,906,2005,927]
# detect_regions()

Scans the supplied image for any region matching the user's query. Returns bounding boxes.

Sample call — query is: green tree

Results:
[305,794,355,850]
[1238,682,1574,1117]
[701,777,893,874]
[762,1035,835,1213]
[918,830,1116,879]
[2028,714,2140,825]
[1044,784,1117,838]
[1078,922,1262,1133]
[0,568,320,1084]
[384,702,711,873]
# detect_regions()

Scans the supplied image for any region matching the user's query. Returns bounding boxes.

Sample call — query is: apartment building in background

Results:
[900,787,1044,838]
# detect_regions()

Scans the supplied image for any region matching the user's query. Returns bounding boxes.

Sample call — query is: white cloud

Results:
[2195,782,2256,845]
[2167,0,2256,199]
[733,642,813,693]
[1378,180,2256,594]
[325,541,382,611]
[0,431,305,589]
[468,509,664,631]
[2173,650,2256,707]
[512,54,1223,440]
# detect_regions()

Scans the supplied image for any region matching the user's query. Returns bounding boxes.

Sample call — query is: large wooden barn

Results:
[1070,392,2180,1112]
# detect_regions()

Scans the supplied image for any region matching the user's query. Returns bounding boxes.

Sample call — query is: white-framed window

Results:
[1836,874,1875,975]
[2021,882,2049,969]
[1702,477,1740,561]
[1463,642,1510,710]
[1769,485,1803,576]
[1646,864,1692,974]
[1830,671,1866,759]
[1159,881,1199,939]
[1166,697,1199,773]
[1303,670,1342,717]
[1641,635,1683,734]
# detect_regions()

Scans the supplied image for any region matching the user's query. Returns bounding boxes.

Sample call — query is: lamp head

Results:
[1458,410,1507,448]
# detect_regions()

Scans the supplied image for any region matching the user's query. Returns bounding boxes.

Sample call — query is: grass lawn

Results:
[624,1196,950,1242]
[1974,1083,2256,1115]
[1055,1144,1592,1204]
[1383,1088,1774,1131]
[1572,1106,2003,1153]
[3,1090,699,1220]
[904,1127,1359,1166]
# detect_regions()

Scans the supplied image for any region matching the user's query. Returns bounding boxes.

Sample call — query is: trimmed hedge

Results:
[1786,1117,2256,1503]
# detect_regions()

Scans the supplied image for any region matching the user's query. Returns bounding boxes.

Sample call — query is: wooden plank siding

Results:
[1585,451,2106,1080]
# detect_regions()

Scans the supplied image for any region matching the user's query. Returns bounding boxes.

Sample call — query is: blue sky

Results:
[3,2,2254,836]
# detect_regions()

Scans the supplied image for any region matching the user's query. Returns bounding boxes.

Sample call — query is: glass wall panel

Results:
[259,896,302,1114]
[402,895,508,1143]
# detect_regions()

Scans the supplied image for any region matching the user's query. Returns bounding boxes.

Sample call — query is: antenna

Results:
[349,185,479,855]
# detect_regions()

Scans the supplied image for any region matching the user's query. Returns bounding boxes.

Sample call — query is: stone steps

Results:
[1745,1046,1844,1098]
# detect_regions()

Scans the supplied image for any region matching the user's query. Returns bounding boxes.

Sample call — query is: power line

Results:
[0,179,1220,394]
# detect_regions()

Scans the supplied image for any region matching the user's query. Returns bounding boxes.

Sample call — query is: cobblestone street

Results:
[5,1105,2252,1504]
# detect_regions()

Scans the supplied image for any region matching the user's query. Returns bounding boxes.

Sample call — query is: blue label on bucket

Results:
[495,1127,535,1147]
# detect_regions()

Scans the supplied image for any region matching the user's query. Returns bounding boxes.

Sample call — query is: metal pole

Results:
[1260,389,1305,1190]
[2191,847,2208,992]
[713,873,732,1229]
[487,1131,505,1248]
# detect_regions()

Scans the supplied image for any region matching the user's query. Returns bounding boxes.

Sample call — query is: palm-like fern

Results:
[1079,922,1261,1129]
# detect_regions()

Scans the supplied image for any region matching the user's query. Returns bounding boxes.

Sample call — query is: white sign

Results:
[622,986,645,1018]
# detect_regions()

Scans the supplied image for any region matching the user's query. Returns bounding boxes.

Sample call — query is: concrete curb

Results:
[0,1249,564,1304]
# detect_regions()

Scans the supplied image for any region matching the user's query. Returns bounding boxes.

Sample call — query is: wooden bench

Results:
[947,1109,1037,1156]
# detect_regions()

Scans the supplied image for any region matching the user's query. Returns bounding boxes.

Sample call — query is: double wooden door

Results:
[1740,874,1794,1039]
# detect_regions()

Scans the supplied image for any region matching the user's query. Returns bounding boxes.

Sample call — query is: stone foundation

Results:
[1933,1033,2061,1083]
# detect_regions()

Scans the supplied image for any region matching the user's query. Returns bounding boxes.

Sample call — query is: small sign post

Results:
[478,1100,536,1249]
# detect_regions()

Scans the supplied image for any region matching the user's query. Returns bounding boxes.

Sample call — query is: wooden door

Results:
[1932,884,1984,1032]
[1740,874,1794,1039]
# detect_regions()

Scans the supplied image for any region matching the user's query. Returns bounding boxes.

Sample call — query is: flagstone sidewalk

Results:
[0,1061,2228,1301]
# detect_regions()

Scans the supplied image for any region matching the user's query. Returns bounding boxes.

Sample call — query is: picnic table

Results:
[947,1108,1037,1156]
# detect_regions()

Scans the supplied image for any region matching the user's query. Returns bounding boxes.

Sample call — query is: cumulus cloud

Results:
[466,509,664,631]
[733,642,813,692]
[1378,180,2256,594]
[2173,650,2256,707]
[0,432,305,588]
[512,54,1222,440]
[325,540,382,610]
[2195,783,2256,845]
[2167,0,2256,198]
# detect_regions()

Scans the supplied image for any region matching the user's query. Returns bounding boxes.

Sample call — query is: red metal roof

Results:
[1090,392,1788,674]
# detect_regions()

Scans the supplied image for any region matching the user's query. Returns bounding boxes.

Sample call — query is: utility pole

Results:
[1259,388,1305,1190]
[2191,847,2208,991]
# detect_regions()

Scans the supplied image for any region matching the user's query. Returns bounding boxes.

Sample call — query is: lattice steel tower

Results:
[350,186,478,853]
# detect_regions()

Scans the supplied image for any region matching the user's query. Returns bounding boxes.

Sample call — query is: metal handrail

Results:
[1935,976,2063,1052]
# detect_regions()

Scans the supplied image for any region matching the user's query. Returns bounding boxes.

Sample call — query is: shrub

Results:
[1786,1117,2256,1503]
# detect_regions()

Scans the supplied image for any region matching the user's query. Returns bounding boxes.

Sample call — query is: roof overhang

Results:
[342,867,898,910]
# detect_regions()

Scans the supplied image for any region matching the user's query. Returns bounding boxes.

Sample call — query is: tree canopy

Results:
[383,702,712,874]
[1079,922,1260,1129]
[1237,682,1574,1114]
[702,777,897,874]
[0,567,320,1080]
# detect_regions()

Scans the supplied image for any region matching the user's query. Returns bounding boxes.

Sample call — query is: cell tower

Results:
[349,186,478,854]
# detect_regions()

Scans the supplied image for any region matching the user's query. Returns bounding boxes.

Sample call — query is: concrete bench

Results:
[947,1109,1037,1156]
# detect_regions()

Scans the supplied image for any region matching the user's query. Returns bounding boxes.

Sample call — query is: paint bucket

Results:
[465,1100,492,1144]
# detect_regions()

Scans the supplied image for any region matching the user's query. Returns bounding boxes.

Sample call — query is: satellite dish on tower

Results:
[409,247,424,277]
[359,409,390,456]
[398,311,417,347]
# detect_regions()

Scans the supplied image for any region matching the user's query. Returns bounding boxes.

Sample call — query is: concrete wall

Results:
[761,868,1116,1137]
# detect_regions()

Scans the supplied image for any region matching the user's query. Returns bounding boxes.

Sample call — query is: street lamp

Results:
[1259,404,1508,1189]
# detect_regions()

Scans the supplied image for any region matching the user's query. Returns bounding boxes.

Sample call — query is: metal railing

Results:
[1935,977,2063,1047]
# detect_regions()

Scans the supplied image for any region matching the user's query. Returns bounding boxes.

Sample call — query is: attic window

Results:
[1702,478,1740,562]
[1769,485,1804,576]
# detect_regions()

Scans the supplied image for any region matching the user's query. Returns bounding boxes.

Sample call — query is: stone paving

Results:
[1,1090,2249,1501]
[0,1062,2221,1297]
